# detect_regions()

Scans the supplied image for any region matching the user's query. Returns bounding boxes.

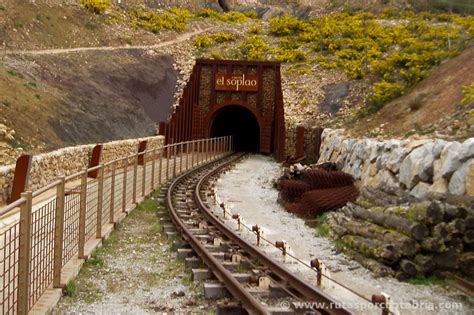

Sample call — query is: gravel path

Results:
[54,193,214,314]
[213,154,473,315]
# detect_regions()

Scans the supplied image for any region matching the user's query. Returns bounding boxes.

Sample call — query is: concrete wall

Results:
[317,129,474,198]
[0,136,164,206]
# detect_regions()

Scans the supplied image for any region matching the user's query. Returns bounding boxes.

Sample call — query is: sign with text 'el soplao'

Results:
[215,73,258,92]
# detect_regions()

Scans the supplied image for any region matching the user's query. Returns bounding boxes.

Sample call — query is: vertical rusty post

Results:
[9,154,32,204]
[96,165,104,239]
[122,159,128,213]
[314,127,325,162]
[295,126,305,158]
[88,144,103,178]
[53,176,65,288]
[109,162,116,224]
[141,150,146,197]
[18,191,32,315]
[151,149,156,190]
[78,170,87,259]
[133,154,138,204]
[173,144,177,178]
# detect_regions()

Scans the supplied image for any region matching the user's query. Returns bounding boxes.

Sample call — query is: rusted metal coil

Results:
[292,185,359,216]
[302,169,355,190]
[279,179,311,202]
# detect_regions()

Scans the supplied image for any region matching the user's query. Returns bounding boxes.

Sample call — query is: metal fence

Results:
[0,136,232,315]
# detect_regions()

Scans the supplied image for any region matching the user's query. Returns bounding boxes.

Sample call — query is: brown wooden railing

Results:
[0,136,232,315]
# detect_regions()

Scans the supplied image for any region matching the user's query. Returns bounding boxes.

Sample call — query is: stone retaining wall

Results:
[317,129,474,198]
[0,136,164,206]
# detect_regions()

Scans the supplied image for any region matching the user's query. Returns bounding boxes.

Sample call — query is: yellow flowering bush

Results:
[81,0,111,14]
[462,82,474,106]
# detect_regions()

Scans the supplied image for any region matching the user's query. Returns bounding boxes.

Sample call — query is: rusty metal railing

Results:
[0,136,232,315]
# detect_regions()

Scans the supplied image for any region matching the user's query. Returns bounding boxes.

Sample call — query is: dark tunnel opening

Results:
[210,106,260,152]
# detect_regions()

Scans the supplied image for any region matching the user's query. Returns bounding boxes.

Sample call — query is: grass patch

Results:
[313,213,330,237]
[84,257,104,267]
[406,275,446,286]
[63,281,76,297]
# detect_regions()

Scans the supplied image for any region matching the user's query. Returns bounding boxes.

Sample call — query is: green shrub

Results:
[211,32,235,43]
[269,15,305,36]
[248,25,262,35]
[366,81,404,112]
[210,50,224,60]
[127,7,193,33]
[193,34,213,48]
[272,48,307,63]
[221,11,248,23]
[239,35,270,60]
[242,10,258,19]
[196,9,249,23]
[80,0,111,14]
[462,82,474,106]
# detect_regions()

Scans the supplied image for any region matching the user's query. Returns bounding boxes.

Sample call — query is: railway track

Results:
[164,152,353,315]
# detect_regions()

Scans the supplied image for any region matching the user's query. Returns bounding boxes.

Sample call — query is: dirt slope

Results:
[348,46,474,139]
[1,51,177,158]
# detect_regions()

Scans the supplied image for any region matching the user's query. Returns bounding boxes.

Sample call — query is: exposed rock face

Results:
[318,129,474,197]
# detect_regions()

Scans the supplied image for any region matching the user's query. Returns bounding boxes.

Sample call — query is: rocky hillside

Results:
[0,0,473,165]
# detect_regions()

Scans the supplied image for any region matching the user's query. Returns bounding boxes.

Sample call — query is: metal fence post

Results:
[53,177,66,288]
[110,162,116,224]
[142,151,146,197]
[151,149,156,190]
[166,145,170,182]
[191,141,195,168]
[18,191,32,315]
[96,165,104,239]
[133,154,138,204]
[186,142,190,171]
[79,170,87,259]
[173,144,177,178]
[180,143,183,174]
[197,141,200,165]
[159,147,163,185]
[122,160,128,213]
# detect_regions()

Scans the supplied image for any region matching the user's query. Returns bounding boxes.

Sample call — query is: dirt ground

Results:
[54,191,215,314]
[213,155,474,315]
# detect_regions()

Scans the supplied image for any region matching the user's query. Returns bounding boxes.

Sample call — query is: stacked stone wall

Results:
[0,136,164,206]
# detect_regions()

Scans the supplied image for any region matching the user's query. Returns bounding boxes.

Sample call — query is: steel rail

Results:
[166,153,269,314]
[166,153,353,315]
[194,156,353,315]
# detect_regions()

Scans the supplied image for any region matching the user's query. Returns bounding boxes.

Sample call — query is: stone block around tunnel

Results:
[162,59,286,161]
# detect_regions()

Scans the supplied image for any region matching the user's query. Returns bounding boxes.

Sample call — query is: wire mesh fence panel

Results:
[85,180,99,241]
[144,159,153,194]
[113,169,125,220]
[136,166,143,197]
[62,185,81,267]
[101,174,113,227]
[28,199,56,310]
[0,222,20,315]
[125,169,134,208]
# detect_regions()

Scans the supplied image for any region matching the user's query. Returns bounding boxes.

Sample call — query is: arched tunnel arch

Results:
[209,105,260,152]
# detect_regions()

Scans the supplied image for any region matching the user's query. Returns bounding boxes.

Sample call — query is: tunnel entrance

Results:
[210,106,260,152]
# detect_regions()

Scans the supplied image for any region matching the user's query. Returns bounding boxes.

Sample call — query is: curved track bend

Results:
[165,153,353,315]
